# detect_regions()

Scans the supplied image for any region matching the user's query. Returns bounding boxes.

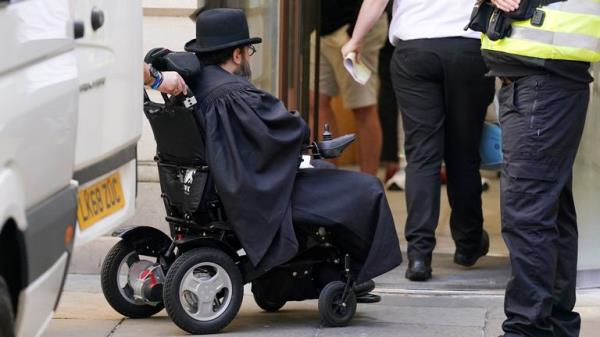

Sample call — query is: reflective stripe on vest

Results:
[482,0,600,62]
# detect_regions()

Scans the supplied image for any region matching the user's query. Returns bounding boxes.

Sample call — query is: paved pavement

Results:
[44,274,600,337]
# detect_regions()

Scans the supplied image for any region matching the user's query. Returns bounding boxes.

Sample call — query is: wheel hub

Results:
[333,296,349,315]
[179,262,233,321]
[125,259,164,305]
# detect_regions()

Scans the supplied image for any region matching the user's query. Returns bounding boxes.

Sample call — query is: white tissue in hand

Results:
[343,52,372,85]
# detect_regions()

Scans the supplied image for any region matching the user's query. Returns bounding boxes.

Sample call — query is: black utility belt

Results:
[465,0,564,41]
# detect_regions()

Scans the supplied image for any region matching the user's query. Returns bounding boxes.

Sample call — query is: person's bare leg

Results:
[353,105,382,175]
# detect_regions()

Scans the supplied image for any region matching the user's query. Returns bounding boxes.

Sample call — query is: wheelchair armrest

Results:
[316,134,356,159]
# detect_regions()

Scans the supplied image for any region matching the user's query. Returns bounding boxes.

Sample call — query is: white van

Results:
[0,0,142,336]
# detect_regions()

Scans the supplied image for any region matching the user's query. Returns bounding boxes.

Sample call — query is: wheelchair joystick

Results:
[322,124,333,141]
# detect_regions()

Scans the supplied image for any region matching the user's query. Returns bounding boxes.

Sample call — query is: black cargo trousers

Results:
[390,38,495,262]
[498,74,589,337]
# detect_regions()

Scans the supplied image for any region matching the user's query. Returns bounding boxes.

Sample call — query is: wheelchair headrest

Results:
[145,47,203,78]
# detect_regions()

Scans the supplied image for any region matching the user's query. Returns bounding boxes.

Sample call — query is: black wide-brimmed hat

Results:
[185,8,262,53]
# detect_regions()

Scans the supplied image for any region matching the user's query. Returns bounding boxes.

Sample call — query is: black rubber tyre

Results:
[0,276,15,337]
[252,292,286,312]
[318,281,357,327]
[100,240,164,318]
[163,248,243,334]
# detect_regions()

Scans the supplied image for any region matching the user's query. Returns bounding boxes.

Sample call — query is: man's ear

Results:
[232,47,243,65]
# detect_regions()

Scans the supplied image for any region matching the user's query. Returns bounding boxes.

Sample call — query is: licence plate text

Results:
[77,172,125,230]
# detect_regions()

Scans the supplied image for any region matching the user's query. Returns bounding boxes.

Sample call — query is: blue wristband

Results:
[150,71,163,90]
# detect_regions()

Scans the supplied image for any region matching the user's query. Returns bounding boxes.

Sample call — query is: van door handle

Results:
[91,7,105,31]
[74,20,85,39]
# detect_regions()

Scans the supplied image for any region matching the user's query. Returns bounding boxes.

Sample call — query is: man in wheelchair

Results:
[101,8,402,335]
[185,6,400,283]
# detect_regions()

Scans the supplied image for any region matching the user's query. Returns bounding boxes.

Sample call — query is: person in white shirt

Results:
[343,0,495,281]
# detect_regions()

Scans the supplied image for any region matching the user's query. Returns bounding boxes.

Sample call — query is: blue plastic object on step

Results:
[480,122,503,170]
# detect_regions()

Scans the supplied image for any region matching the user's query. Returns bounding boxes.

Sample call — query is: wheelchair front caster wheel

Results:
[163,248,243,334]
[253,292,286,312]
[318,281,357,327]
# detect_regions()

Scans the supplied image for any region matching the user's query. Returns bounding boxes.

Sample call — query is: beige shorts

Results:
[310,17,388,109]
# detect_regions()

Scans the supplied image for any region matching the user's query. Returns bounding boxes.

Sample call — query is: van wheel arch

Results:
[0,219,26,314]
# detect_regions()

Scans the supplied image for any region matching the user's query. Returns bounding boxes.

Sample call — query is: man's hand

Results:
[491,0,521,12]
[158,71,188,96]
[341,38,364,63]
[341,0,388,63]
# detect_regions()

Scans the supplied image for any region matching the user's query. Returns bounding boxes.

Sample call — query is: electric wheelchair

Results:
[100,50,376,335]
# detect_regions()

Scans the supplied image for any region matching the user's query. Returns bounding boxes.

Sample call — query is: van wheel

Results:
[253,292,286,312]
[0,276,15,337]
[164,248,243,334]
[101,240,164,318]
[318,281,356,327]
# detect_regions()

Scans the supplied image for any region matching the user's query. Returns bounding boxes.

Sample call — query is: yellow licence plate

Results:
[77,171,125,230]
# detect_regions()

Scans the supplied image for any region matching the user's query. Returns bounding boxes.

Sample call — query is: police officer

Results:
[483,1,599,336]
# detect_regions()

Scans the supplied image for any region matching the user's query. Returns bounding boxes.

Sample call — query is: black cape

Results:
[188,65,401,282]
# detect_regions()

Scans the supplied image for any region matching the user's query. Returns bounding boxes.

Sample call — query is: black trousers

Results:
[379,41,399,162]
[390,38,495,261]
[499,74,589,337]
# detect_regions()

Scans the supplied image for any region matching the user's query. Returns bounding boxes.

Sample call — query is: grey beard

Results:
[234,59,252,80]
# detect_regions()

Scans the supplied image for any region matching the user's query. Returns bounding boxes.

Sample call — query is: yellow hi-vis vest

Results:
[482,0,600,63]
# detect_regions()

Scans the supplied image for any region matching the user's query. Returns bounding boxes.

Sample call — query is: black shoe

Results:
[405,258,432,281]
[353,280,375,297]
[356,293,381,303]
[454,230,490,267]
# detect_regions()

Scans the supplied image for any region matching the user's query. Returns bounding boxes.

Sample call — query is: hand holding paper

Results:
[343,52,372,85]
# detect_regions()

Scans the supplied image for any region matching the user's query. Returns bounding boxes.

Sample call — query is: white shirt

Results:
[389,0,480,44]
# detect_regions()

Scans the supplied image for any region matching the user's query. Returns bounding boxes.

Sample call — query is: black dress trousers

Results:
[378,40,400,163]
[499,74,589,337]
[390,38,495,261]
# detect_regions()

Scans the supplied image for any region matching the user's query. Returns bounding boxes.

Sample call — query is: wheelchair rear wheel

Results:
[164,247,243,334]
[100,241,164,318]
[318,281,357,327]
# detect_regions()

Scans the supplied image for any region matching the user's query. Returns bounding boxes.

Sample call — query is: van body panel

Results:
[24,184,77,283]
[15,253,69,337]
[72,0,142,239]
[0,0,78,208]
[74,0,143,171]
[0,169,27,234]
[0,0,74,76]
